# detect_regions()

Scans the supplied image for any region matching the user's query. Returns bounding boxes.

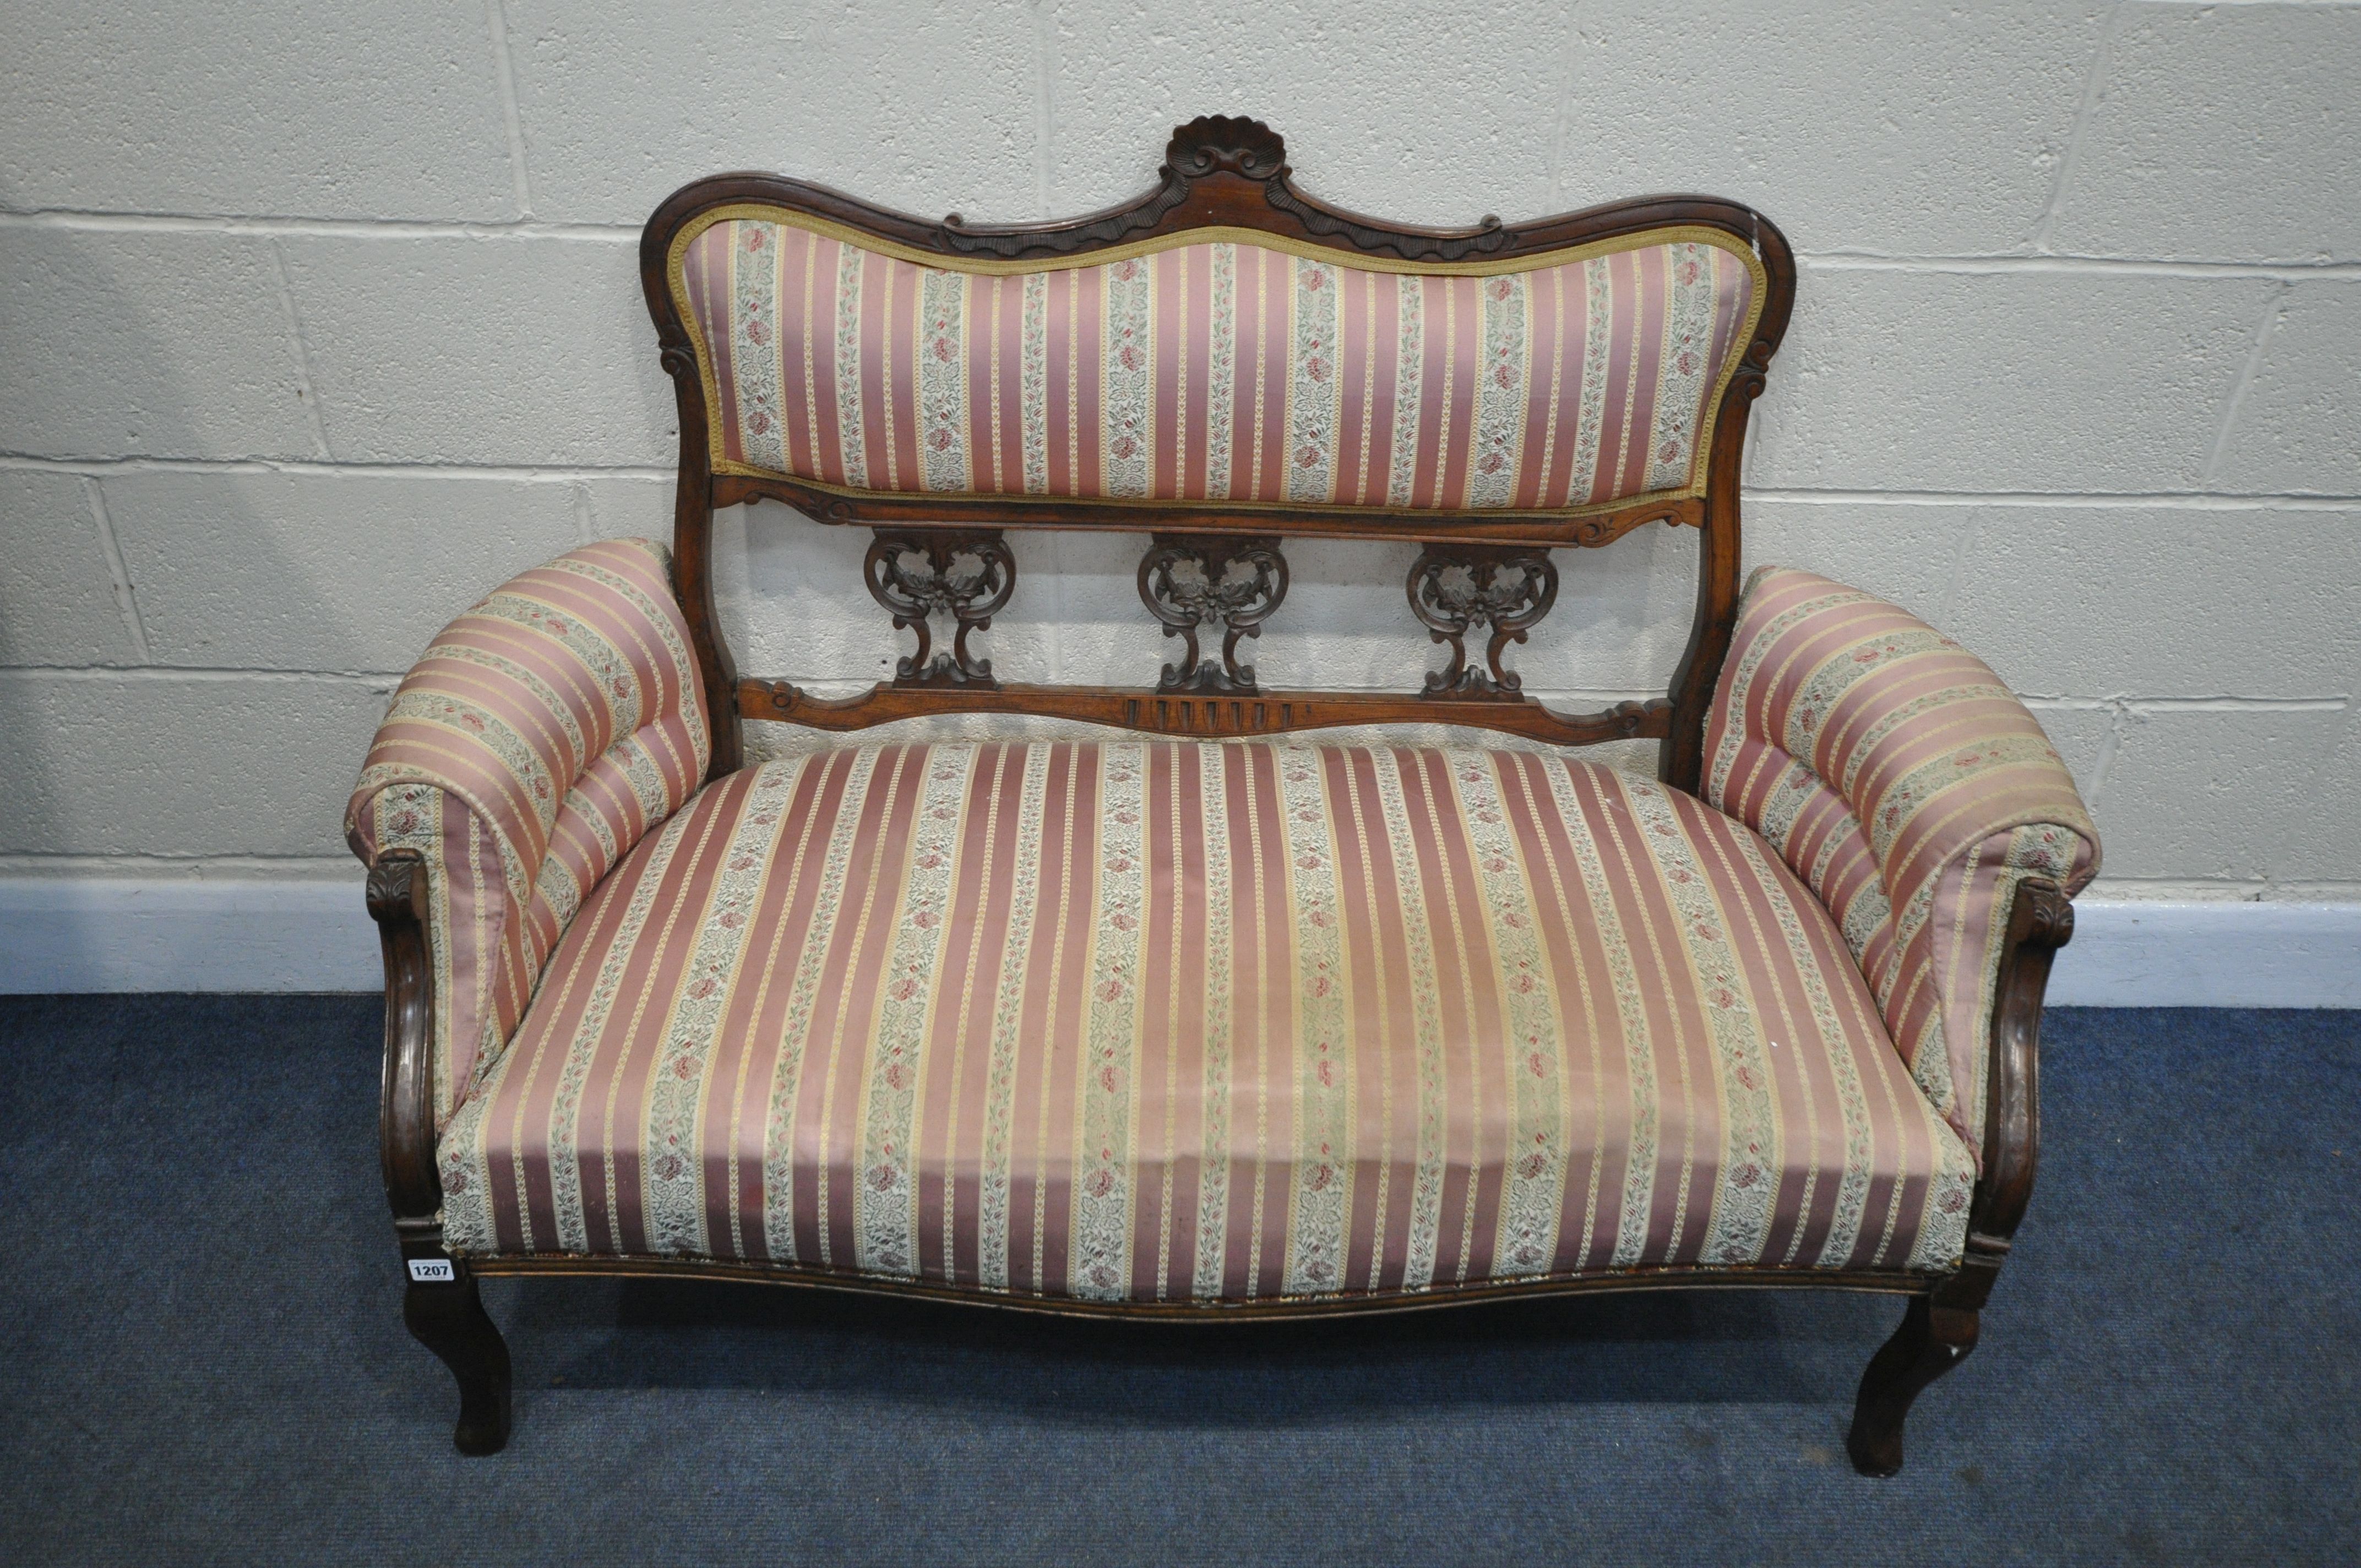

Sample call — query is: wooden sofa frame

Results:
[369,117,2071,1474]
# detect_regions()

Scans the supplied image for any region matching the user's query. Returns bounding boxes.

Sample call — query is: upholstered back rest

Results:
[673,219,1758,515]
[644,117,1794,790]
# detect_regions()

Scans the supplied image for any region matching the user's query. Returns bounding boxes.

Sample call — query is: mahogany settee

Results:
[349,118,2099,1473]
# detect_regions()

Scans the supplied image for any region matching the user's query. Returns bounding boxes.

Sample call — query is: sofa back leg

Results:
[401,1249,513,1456]
[1846,1293,1979,1477]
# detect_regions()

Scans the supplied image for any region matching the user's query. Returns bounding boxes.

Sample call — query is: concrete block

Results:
[579,473,674,546]
[0,1,514,220]
[2215,284,2361,498]
[277,235,672,466]
[2047,3,2361,263]
[0,227,317,460]
[1952,504,2361,698]
[1049,0,1566,226]
[1756,499,2361,698]
[1749,265,2272,493]
[101,470,584,672]
[0,672,390,858]
[2021,701,2115,802]
[502,0,1038,225]
[1049,1,2102,255]
[0,471,136,665]
[714,503,887,685]
[2091,705,2351,883]
[1746,499,1964,629]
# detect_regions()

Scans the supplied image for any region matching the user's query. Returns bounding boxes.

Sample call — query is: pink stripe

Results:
[1152,248,1183,499]
[1334,264,1368,506]
[1622,246,1667,489]
[1365,278,1400,507]
[966,275,998,493]
[1075,271,1103,499]
[574,771,747,1254]
[1498,752,1629,1275]
[1439,277,1479,508]
[916,744,1021,1284]
[857,252,892,488]
[779,227,817,482]
[783,746,919,1263]
[1258,249,1291,503]
[1407,277,1446,507]
[809,236,847,487]
[1182,246,1214,502]
[716,751,853,1262]
[1040,745,1101,1292]
[1343,747,1424,1290]
[885,259,922,492]
[1229,255,1261,500]
[1391,750,1477,1276]
[1588,250,1637,504]
[1129,745,1180,1298]
[1546,264,1589,508]
[1513,264,1557,509]
[694,754,829,1258]
[998,276,1027,494]
[1043,270,1072,497]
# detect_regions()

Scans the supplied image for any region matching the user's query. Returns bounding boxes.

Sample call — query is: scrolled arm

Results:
[1701,567,2100,1167]
[368,849,440,1221]
[345,537,711,1130]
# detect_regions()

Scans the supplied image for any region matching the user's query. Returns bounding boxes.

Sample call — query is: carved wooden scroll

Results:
[1407,546,1559,696]
[1136,535,1290,692]
[864,531,1016,687]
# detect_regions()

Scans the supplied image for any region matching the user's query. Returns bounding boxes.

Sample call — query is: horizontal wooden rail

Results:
[738,678,1671,748]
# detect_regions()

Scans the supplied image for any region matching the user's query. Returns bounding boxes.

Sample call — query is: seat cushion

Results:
[438,741,1973,1302]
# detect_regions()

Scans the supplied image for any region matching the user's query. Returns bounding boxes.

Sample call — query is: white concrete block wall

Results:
[2,0,2357,993]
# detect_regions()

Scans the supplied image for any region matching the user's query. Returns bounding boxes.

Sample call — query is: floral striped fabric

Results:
[438,741,1975,1300]
[1703,569,2100,1161]
[347,539,711,1125]
[674,216,1759,513]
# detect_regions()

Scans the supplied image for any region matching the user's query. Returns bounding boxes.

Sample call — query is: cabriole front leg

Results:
[371,850,514,1455]
[1846,1291,1979,1477]
[1848,876,2069,1477]
[400,1223,512,1456]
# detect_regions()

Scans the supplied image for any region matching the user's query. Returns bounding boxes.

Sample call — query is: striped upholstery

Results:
[1703,569,2100,1161]
[674,217,1761,513]
[437,741,1976,1300]
[346,539,710,1126]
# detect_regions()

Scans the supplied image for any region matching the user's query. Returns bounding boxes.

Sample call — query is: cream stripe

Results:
[1192,744,1237,1298]
[977,743,1049,1289]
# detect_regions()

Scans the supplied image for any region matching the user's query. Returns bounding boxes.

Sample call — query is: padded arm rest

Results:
[1702,567,2099,1163]
[345,538,710,1126]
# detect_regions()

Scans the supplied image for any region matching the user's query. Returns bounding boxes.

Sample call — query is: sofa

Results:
[349,117,2098,1474]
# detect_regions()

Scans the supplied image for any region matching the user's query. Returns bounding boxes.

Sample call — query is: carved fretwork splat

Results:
[1136,535,1290,692]
[1407,546,1560,696]
[863,531,1015,687]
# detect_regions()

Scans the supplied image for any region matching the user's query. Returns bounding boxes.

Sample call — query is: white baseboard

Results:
[0,876,379,993]
[0,876,2354,1006]
[2044,899,2361,1008]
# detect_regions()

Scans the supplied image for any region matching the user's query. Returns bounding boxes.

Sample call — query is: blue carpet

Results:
[0,997,2353,1565]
